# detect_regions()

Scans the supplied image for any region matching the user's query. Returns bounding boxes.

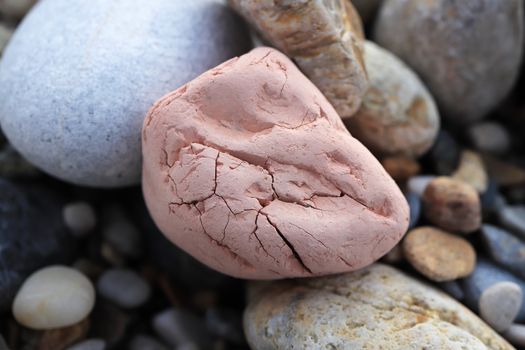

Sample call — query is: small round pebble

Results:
[66,339,106,350]
[96,269,151,309]
[12,266,95,330]
[102,219,141,258]
[347,41,440,157]
[479,282,523,332]
[63,201,97,237]
[452,150,488,193]
[468,122,511,155]
[153,308,214,348]
[381,156,421,182]
[423,177,481,233]
[402,226,476,281]
[503,324,525,348]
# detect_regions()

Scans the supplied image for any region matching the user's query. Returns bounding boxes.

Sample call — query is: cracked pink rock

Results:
[142,47,409,279]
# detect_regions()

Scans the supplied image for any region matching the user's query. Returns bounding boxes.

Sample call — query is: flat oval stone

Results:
[228,0,368,119]
[374,0,524,122]
[0,179,76,310]
[347,41,440,157]
[142,47,409,279]
[481,224,525,280]
[243,263,513,349]
[403,226,476,281]
[423,176,481,233]
[12,266,95,330]
[0,0,250,187]
[479,282,522,332]
[96,269,151,309]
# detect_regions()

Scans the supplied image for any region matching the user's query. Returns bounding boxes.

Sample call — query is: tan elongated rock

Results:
[228,0,368,119]
[244,264,514,349]
[452,150,488,193]
[346,41,440,157]
[374,0,524,123]
[142,47,409,279]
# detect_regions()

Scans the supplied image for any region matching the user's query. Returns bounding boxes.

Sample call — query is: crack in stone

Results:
[262,213,313,274]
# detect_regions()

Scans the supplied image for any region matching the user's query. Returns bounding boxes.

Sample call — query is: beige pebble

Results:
[423,177,481,233]
[347,41,440,157]
[403,226,476,281]
[452,150,488,193]
[13,266,95,330]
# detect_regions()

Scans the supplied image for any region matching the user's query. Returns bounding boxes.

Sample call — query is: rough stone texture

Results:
[374,0,524,123]
[142,47,409,279]
[452,150,488,193]
[243,263,513,350]
[13,266,95,330]
[479,282,522,333]
[461,259,525,323]
[402,226,476,282]
[0,179,76,311]
[228,0,368,119]
[422,176,481,233]
[481,224,525,279]
[0,0,251,187]
[346,41,439,157]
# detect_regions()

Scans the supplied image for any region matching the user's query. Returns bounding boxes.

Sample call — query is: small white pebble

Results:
[63,201,97,237]
[479,282,523,332]
[12,265,95,330]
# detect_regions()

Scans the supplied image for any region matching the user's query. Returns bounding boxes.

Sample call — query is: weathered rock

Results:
[375,0,524,122]
[479,282,522,332]
[0,0,251,187]
[142,47,409,279]
[244,263,513,349]
[346,41,439,157]
[229,0,368,119]
[0,179,76,311]
[423,176,481,233]
[452,150,488,193]
[403,226,476,281]
[482,224,525,279]
[12,266,95,330]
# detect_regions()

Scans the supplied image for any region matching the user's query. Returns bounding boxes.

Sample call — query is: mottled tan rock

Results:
[423,177,481,233]
[381,155,420,182]
[228,0,368,119]
[483,155,525,187]
[452,150,488,193]
[347,41,439,157]
[374,0,524,123]
[403,226,476,281]
[244,264,513,350]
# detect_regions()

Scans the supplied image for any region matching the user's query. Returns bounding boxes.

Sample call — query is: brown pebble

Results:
[403,226,476,282]
[423,177,481,233]
[381,156,420,182]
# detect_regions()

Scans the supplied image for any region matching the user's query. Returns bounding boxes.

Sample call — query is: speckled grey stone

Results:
[461,259,525,322]
[374,0,524,123]
[0,0,250,187]
[479,282,522,332]
[481,224,525,280]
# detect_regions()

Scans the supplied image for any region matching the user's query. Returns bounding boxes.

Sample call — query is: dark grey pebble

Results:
[205,307,245,344]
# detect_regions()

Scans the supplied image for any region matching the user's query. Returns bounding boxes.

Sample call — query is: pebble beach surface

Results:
[0,0,524,349]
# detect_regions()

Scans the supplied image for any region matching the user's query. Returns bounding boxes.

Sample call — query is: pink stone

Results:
[142,47,409,279]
